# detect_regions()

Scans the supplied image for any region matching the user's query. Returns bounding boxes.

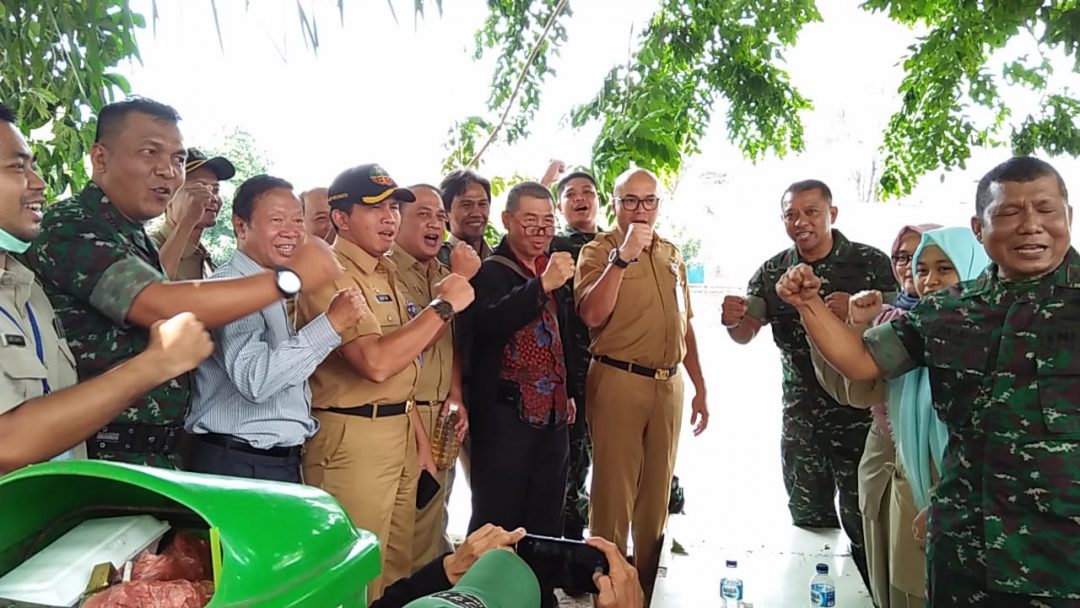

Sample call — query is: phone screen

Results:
[515,534,610,594]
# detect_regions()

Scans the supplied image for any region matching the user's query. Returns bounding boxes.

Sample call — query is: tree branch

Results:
[467,0,568,167]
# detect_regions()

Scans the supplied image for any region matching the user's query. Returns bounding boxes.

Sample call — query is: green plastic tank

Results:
[0,460,380,607]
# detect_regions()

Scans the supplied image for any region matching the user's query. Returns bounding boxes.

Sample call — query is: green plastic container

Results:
[0,460,380,607]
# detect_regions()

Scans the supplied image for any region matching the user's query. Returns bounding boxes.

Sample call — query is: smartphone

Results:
[416,470,441,510]
[515,534,609,594]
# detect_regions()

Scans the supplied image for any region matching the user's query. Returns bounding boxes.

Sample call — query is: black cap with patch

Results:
[328,163,416,209]
[185,148,236,180]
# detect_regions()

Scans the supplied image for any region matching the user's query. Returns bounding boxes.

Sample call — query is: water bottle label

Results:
[720,579,743,600]
[810,585,835,607]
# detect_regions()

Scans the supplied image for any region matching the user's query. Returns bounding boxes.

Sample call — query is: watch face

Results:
[278,270,302,294]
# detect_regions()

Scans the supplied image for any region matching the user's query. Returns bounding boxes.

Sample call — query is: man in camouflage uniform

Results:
[25,98,339,468]
[550,170,602,542]
[783,157,1080,607]
[722,180,893,590]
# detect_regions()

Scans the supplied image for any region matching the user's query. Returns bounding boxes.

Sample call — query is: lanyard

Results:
[0,302,51,394]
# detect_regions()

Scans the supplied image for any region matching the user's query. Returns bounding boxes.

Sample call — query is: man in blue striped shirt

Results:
[186,175,366,482]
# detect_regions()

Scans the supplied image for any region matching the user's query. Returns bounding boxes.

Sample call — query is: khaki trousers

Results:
[303,410,418,603]
[586,359,683,599]
[411,403,453,570]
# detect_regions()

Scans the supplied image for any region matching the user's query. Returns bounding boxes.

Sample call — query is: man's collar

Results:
[81,182,144,233]
[389,242,436,272]
[449,233,494,257]
[789,229,848,263]
[0,254,34,287]
[228,249,265,275]
[335,236,389,274]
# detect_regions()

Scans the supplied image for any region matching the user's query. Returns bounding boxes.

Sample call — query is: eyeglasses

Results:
[891,253,913,265]
[511,216,556,236]
[616,196,660,211]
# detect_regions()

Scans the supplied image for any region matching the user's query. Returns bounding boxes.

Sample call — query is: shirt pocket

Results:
[1035,340,1080,436]
[0,345,49,403]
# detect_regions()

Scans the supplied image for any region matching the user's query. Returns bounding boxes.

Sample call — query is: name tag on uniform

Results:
[0,334,26,347]
[375,294,393,303]
[670,262,686,313]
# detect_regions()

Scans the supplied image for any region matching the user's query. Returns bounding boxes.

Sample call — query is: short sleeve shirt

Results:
[390,244,452,403]
[574,228,692,370]
[23,184,190,427]
[745,230,894,410]
[148,222,216,280]
[296,237,419,408]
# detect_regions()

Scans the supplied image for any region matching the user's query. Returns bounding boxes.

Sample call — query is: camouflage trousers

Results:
[562,402,592,540]
[781,406,871,591]
[927,521,1080,608]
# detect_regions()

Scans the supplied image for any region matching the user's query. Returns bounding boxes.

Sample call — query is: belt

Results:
[333,400,414,419]
[414,400,441,407]
[87,424,181,457]
[194,433,302,459]
[593,355,678,381]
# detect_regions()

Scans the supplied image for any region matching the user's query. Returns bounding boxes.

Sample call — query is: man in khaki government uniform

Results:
[0,102,213,473]
[391,183,479,570]
[575,167,709,600]
[150,148,235,280]
[297,164,475,602]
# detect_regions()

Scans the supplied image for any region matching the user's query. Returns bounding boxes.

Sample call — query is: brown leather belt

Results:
[594,355,678,381]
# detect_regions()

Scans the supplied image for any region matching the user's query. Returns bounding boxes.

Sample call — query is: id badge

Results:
[671,262,685,312]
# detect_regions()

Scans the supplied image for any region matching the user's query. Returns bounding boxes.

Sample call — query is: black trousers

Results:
[469,400,569,607]
[188,434,302,483]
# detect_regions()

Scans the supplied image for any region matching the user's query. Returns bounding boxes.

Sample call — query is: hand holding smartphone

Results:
[515,533,610,594]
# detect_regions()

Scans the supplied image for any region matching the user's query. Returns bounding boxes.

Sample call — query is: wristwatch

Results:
[429,298,455,322]
[274,267,302,297]
[608,247,633,269]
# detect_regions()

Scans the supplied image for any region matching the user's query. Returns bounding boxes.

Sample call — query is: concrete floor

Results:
[447,294,875,607]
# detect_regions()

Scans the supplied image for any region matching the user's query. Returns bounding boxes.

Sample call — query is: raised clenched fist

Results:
[619,222,653,261]
[147,312,213,379]
[775,264,822,307]
[450,241,481,280]
[721,295,749,328]
[541,251,575,293]
[326,287,369,334]
[848,290,884,325]
[434,273,475,313]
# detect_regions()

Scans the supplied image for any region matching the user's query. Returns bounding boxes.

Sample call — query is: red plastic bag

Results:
[131,532,212,582]
[83,580,211,608]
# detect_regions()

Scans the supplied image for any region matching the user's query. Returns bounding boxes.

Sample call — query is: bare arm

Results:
[0,314,211,474]
[157,221,199,280]
[339,307,447,383]
[129,273,282,330]
[683,320,706,396]
[578,264,625,328]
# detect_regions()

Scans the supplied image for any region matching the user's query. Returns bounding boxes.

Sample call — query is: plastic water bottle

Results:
[810,563,836,607]
[719,559,744,607]
[431,403,461,470]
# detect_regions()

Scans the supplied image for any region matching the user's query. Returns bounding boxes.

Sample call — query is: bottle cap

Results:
[725,560,737,568]
[816,563,828,574]
[448,402,459,413]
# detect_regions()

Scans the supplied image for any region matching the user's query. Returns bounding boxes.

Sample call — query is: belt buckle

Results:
[406,399,415,414]
[654,368,671,381]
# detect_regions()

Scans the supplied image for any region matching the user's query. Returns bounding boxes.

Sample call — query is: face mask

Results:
[0,227,30,254]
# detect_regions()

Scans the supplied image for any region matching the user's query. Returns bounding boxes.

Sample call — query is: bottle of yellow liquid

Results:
[431,403,461,470]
